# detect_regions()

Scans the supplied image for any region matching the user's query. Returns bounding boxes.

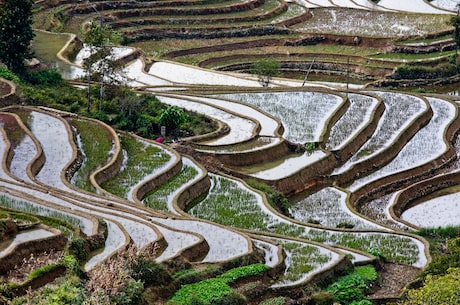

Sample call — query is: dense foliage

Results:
[400,268,460,305]
[1,67,216,140]
[390,227,460,305]
[168,264,268,305]
[416,226,460,277]
[0,0,34,74]
[251,58,280,87]
[325,265,377,305]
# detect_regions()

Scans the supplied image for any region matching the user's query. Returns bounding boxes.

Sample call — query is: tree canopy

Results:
[251,58,280,87]
[0,0,35,74]
[82,22,123,112]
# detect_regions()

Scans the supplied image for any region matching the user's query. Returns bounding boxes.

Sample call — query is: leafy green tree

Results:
[159,105,187,134]
[82,22,123,112]
[0,0,35,74]
[251,58,280,87]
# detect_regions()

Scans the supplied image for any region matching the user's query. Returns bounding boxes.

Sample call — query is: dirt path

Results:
[368,262,421,303]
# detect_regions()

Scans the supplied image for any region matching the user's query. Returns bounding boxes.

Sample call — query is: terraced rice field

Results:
[1,0,460,304]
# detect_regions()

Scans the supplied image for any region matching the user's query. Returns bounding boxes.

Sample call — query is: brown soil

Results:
[368,262,421,303]
[0,80,12,96]
[5,250,64,284]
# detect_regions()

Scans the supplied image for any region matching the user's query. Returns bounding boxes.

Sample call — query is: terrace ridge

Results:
[333,93,434,187]
[349,96,460,208]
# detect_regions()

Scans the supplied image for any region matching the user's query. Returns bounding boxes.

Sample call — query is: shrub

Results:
[24,69,63,86]
[159,105,187,133]
[402,268,460,305]
[353,265,377,282]
[11,275,86,305]
[110,279,144,305]
[217,264,268,283]
[422,241,460,277]
[305,142,316,152]
[327,274,366,304]
[168,278,233,305]
[169,265,268,305]
[67,237,90,262]
[417,227,460,278]
[326,265,377,305]
[132,257,172,286]
[0,66,20,83]
[62,254,83,277]
[252,58,280,86]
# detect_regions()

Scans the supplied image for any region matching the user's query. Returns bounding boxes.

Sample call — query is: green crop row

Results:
[70,118,114,193]
[143,165,198,212]
[189,175,420,264]
[168,264,267,305]
[325,265,377,305]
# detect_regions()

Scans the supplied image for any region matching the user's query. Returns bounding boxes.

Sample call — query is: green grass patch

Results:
[395,34,453,45]
[369,50,455,61]
[32,31,73,65]
[28,263,63,281]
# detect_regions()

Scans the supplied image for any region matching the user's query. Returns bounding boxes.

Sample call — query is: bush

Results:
[217,264,268,283]
[353,265,377,282]
[402,268,460,305]
[169,265,267,305]
[252,58,280,86]
[24,69,63,86]
[327,274,366,304]
[111,279,144,305]
[326,265,377,305]
[0,66,21,83]
[67,237,90,262]
[159,105,187,133]
[132,257,172,286]
[62,254,83,277]
[11,275,86,305]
